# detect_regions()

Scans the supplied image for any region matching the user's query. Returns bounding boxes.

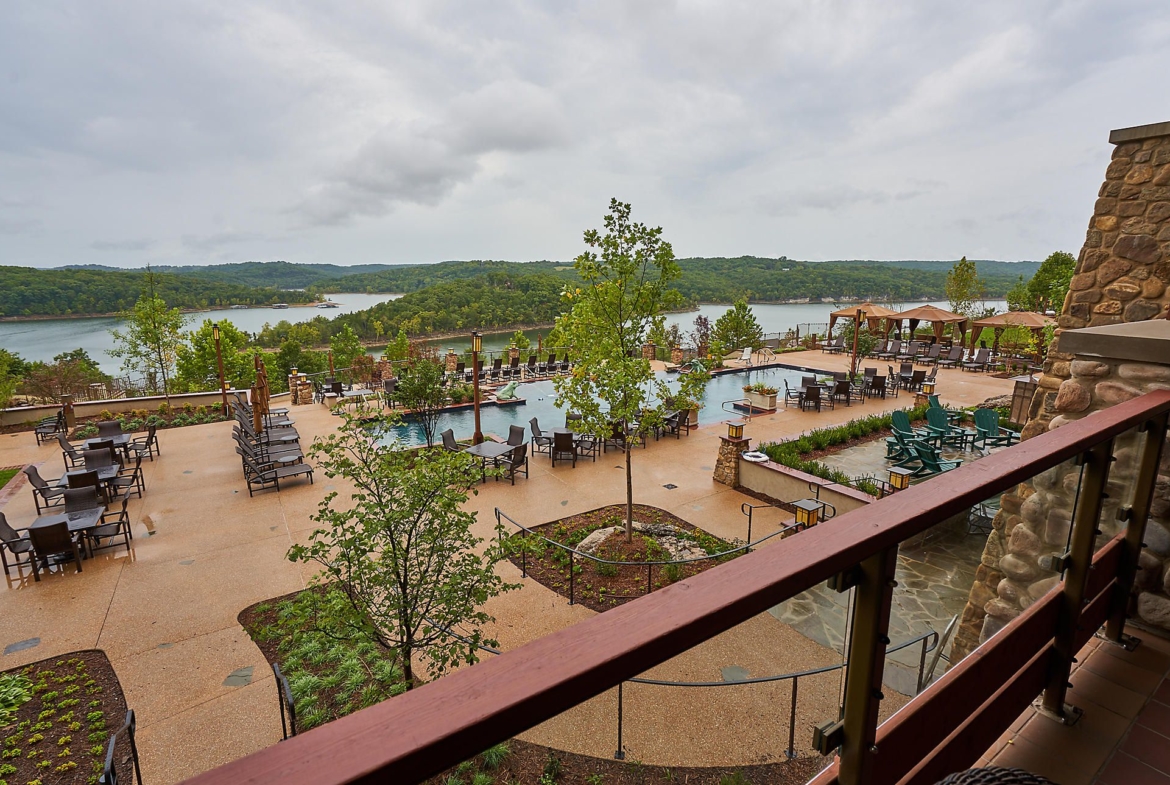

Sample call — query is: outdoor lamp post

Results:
[922,380,936,396]
[213,322,228,416]
[727,420,745,440]
[792,499,821,529]
[471,330,483,445]
[889,466,913,491]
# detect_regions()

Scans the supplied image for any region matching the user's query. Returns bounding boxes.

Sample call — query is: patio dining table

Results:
[57,466,119,488]
[463,441,514,482]
[27,507,104,535]
[84,434,130,449]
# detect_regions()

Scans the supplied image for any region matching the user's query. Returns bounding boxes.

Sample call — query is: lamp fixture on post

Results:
[889,466,913,491]
[471,330,483,445]
[727,420,745,440]
[213,322,228,417]
[922,380,936,396]
[792,499,821,529]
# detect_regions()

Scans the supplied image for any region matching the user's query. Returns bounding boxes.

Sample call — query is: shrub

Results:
[662,563,684,583]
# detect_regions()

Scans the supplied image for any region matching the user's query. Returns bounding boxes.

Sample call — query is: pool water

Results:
[380,364,821,446]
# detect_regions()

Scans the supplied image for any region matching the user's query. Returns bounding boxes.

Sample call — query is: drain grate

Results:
[663,483,677,490]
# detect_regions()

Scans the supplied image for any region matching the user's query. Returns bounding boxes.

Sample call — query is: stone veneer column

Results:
[951,122,1170,660]
[714,434,751,486]
[952,322,1170,658]
[445,351,458,374]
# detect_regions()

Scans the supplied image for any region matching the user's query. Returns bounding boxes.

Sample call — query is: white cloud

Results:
[0,1,1167,266]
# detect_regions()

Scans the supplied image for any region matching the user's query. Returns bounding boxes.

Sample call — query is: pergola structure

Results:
[968,311,1054,353]
[827,302,901,334]
[884,304,968,343]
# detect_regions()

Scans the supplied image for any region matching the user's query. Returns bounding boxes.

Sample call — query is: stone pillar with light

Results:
[445,350,458,374]
[471,331,483,445]
[713,420,750,486]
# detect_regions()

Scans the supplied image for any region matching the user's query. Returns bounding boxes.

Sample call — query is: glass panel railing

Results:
[1100,425,1149,552]
[888,453,1085,689]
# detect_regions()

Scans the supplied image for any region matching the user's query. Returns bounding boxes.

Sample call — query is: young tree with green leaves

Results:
[330,324,366,376]
[0,350,19,409]
[945,257,987,319]
[711,299,764,355]
[395,358,447,448]
[382,328,411,363]
[288,412,516,688]
[174,319,257,393]
[108,271,186,401]
[1024,251,1075,313]
[554,199,681,540]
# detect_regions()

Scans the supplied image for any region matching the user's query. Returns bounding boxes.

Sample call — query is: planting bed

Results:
[0,650,129,785]
[506,504,739,613]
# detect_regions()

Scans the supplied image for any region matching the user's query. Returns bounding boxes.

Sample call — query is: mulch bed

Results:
[424,738,827,785]
[506,504,739,614]
[242,588,825,785]
[1,650,131,785]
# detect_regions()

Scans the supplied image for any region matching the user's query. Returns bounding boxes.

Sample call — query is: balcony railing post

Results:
[1105,412,1168,644]
[836,545,899,785]
[1040,439,1114,721]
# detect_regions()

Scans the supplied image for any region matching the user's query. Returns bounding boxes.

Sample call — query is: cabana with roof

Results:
[968,311,1054,353]
[883,304,969,345]
[827,302,901,335]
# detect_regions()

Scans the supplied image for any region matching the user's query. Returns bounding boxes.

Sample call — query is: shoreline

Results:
[0,293,405,323]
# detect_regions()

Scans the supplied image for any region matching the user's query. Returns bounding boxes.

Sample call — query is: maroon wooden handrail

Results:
[184,390,1170,785]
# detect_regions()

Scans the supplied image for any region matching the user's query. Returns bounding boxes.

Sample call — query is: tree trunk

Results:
[401,643,414,690]
[625,441,634,542]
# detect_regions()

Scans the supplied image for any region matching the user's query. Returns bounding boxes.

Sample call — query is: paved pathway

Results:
[0,352,1014,781]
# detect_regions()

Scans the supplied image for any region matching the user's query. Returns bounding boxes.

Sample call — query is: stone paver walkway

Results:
[0,351,1014,781]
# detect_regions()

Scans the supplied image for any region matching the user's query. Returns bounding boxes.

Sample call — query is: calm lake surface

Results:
[0,293,400,372]
[2,296,1006,374]
[425,300,1008,355]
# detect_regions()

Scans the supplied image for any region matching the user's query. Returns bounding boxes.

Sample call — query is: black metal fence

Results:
[98,709,143,785]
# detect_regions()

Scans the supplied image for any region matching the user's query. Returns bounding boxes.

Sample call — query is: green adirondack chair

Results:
[974,409,1020,450]
[885,427,922,463]
[911,441,963,476]
[892,409,939,447]
[925,407,977,450]
[927,394,962,425]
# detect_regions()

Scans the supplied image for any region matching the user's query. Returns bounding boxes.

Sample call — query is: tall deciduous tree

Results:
[394,358,447,448]
[1025,251,1075,313]
[289,412,515,688]
[108,270,185,401]
[330,324,365,376]
[945,257,986,319]
[711,299,764,355]
[554,199,681,540]
[175,319,256,393]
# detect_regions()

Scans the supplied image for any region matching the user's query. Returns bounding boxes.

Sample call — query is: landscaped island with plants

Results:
[0,651,129,785]
[70,403,228,440]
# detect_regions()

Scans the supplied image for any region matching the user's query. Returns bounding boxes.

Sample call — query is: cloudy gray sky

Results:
[1,1,1167,269]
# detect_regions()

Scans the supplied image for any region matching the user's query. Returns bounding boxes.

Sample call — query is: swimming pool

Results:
[380,364,822,446]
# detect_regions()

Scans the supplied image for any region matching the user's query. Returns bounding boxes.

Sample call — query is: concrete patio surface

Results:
[0,351,1016,782]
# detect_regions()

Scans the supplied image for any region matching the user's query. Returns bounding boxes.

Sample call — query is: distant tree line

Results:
[0,266,312,317]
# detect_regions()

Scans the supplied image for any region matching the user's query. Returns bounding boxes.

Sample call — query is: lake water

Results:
[0,293,399,372]
[381,364,823,446]
[424,300,1008,355]
[2,294,1006,375]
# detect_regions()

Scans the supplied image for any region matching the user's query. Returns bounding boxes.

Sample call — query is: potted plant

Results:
[742,381,778,411]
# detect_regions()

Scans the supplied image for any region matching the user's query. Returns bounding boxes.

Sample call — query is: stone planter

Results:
[744,391,777,411]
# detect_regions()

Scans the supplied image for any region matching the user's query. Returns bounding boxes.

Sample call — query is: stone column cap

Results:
[1059,320,1170,363]
[1109,121,1170,145]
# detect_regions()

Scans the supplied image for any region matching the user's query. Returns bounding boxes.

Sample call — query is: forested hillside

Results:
[253,272,570,345]
[0,267,311,317]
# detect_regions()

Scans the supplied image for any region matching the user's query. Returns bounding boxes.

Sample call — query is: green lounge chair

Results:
[925,407,976,450]
[885,429,926,466]
[911,441,963,477]
[974,409,1020,450]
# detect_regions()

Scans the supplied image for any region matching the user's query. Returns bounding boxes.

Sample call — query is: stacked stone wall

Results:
[952,125,1170,659]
